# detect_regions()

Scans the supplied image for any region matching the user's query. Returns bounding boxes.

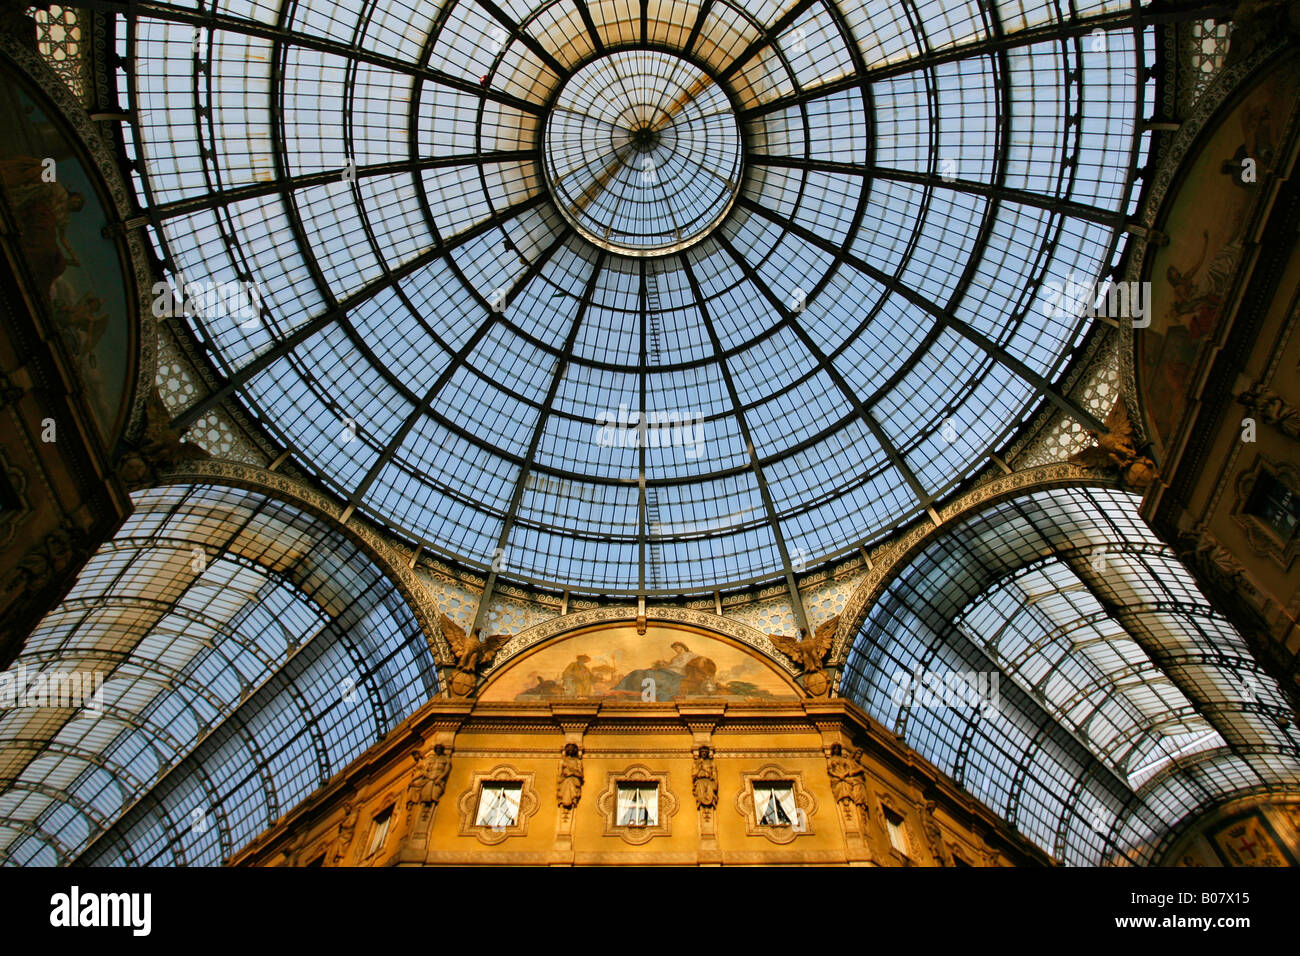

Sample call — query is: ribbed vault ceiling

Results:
[126,0,1157,595]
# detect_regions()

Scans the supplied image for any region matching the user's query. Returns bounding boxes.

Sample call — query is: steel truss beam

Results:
[469,250,609,639]
[748,155,1125,228]
[680,252,811,636]
[738,2,1230,121]
[736,195,1108,433]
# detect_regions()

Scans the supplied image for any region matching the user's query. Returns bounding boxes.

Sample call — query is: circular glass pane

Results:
[543,49,742,256]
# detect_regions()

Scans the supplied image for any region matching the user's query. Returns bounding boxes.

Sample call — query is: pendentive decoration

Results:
[116,389,207,490]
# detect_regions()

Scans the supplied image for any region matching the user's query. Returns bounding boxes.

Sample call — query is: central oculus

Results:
[542,49,743,256]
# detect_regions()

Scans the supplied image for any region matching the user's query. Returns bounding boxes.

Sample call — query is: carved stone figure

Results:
[557,742,583,809]
[826,743,857,806]
[692,745,718,809]
[1238,382,1300,440]
[1177,528,1250,593]
[1068,400,1157,491]
[332,801,359,864]
[1223,0,1300,67]
[440,614,510,698]
[403,743,452,842]
[921,801,954,867]
[848,748,873,813]
[769,615,838,697]
[3,523,87,599]
[407,743,452,809]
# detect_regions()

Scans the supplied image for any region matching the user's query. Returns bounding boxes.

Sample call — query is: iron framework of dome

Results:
[124,0,1157,604]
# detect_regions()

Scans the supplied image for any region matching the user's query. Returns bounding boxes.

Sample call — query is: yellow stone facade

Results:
[232,624,1046,867]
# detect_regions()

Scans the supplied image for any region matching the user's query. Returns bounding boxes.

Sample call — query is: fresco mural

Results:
[0,70,130,442]
[480,624,798,702]
[1139,59,1300,451]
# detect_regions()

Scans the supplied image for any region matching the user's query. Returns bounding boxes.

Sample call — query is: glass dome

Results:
[123,0,1152,595]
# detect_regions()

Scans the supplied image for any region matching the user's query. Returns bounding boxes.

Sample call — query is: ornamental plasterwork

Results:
[0,30,156,446]
[156,459,455,666]
[180,407,269,466]
[32,6,88,103]
[481,593,558,637]
[0,448,30,549]
[155,322,203,414]
[413,568,483,634]
[726,594,795,637]
[1179,19,1233,114]
[1231,455,1300,570]
[800,572,859,634]
[454,766,540,846]
[479,605,799,683]
[1013,330,1121,470]
[594,765,679,845]
[829,462,1115,664]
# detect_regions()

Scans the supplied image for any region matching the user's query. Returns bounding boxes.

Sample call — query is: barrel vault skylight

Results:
[122,0,1157,596]
[0,485,436,866]
[841,487,1300,865]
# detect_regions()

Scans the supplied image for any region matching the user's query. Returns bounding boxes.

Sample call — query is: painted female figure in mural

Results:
[1165,230,1221,341]
[557,743,583,810]
[615,641,718,699]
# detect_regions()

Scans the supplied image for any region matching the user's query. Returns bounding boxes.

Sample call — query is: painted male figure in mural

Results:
[561,654,593,697]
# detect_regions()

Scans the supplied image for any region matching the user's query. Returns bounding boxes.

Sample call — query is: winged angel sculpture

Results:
[440,614,510,698]
[768,615,839,697]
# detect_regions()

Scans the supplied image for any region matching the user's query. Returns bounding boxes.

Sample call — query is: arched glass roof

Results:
[840,486,1300,865]
[121,0,1158,595]
[0,484,437,866]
